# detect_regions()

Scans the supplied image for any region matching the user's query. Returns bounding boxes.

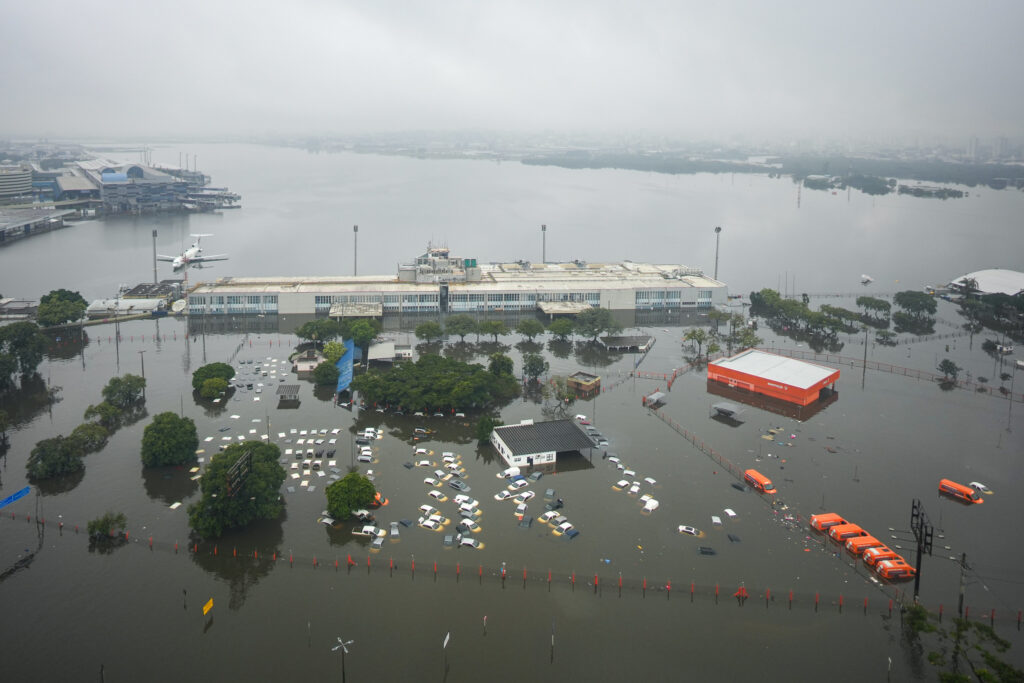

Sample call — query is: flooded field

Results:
[1,301,1021,680]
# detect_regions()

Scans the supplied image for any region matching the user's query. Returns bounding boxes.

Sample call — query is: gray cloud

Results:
[3,0,1022,141]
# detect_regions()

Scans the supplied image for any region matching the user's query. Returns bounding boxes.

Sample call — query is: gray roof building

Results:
[489,419,596,468]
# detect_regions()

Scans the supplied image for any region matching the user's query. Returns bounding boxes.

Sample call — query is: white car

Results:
[494,490,512,501]
[415,460,431,468]
[442,454,456,464]
[513,490,535,503]
[507,479,529,491]
[428,513,446,525]
[459,537,482,549]
[353,525,385,538]
[424,477,440,487]
[454,494,478,507]
[458,518,480,532]
[539,510,559,523]
[458,502,479,516]
[554,521,574,535]
[628,483,640,495]
[414,447,428,456]
[418,517,441,531]
[357,454,372,463]
[614,480,630,489]
[514,503,528,517]
[678,525,700,536]
[418,504,438,516]
[428,489,446,500]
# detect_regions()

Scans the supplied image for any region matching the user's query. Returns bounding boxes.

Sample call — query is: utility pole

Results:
[957,552,968,618]
[138,350,146,399]
[541,224,547,263]
[152,229,158,284]
[353,225,358,276]
[713,226,722,280]
[909,498,934,601]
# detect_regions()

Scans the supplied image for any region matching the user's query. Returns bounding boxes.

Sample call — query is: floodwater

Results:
[1,147,1023,680]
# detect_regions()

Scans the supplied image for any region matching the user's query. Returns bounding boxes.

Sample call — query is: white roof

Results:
[710,349,837,390]
[949,269,1024,296]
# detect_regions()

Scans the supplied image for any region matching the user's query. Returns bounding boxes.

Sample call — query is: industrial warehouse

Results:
[707,349,840,407]
[186,245,728,316]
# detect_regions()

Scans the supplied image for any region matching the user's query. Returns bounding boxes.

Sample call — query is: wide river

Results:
[1,145,1022,681]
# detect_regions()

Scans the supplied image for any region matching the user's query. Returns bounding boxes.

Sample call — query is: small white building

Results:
[86,298,166,319]
[489,419,597,468]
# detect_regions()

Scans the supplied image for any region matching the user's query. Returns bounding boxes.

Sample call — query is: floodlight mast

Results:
[332,636,354,683]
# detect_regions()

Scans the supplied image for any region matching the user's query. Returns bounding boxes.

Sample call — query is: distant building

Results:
[189,245,728,316]
[949,269,1024,297]
[0,165,32,200]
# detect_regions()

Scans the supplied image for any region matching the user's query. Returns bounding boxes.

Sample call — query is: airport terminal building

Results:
[187,246,728,316]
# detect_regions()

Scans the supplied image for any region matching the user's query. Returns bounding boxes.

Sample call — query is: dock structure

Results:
[0,208,77,245]
[188,245,728,316]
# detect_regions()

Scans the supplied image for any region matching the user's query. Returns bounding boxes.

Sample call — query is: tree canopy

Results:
[415,321,443,342]
[894,290,937,318]
[522,352,549,381]
[26,435,85,480]
[200,377,229,399]
[475,415,503,443]
[478,320,509,341]
[323,340,346,364]
[445,314,477,342]
[0,321,47,383]
[325,472,377,520]
[574,307,620,339]
[141,412,199,467]
[515,318,545,341]
[188,442,286,539]
[340,318,381,350]
[192,362,235,392]
[351,353,519,413]
[547,318,574,341]
[101,374,146,409]
[37,289,88,327]
[87,511,127,539]
[296,318,341,346]
[312,361,340,385]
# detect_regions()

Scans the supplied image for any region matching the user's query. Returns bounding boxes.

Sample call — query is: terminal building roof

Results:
[949,269,1024,296]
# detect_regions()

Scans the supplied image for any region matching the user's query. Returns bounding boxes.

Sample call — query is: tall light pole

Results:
[353,225,358,276]
[332,636,354,683]
[152,229,158,284]
[541,224,547,263]
[713,226,722,281]
[138,350,146,399]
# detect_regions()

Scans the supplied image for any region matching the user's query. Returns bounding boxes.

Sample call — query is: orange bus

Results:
[809,512,847,532]
[743,469,775,494]
[863,546,903,567]
[828,523,867,543]
[875,559,916,580]
[845,536,884,556]
[938,479,983,504]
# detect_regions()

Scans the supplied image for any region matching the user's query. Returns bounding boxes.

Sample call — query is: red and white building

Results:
[707,350,839,407]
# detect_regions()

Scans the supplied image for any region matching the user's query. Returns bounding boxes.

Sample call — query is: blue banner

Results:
[336,339,354,393]
[0,486,30,511]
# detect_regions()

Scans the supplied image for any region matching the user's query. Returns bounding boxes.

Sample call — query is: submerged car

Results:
[678,525,700,536]
[494,490,512,501]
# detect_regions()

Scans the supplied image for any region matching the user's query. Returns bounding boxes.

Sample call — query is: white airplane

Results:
[860,274,874,285]
[157,234,229,270]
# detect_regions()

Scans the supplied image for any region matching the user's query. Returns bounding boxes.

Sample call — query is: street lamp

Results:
[332,636,354,683]
[713,226,722,281]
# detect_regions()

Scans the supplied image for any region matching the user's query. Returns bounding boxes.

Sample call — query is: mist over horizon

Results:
[3,0,1023,145]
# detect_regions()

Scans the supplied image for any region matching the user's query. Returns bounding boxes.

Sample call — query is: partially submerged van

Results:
[863,546,903,567]
[809,512,847,532]
[828,523,867,543]
[743,469,775,494]
[938,478,983,504]
[845,536,884,556]
[875,559,916,580]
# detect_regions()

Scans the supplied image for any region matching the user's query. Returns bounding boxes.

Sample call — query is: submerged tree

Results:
[141,412,199,467]
[188,442,286,539]
[325,472,376,520]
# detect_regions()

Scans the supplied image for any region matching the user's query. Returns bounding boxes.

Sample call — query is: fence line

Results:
[758,347,1024,403]
[3,513,1019,631]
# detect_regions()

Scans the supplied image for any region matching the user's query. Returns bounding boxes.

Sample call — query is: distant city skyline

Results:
[2,1,1023,142]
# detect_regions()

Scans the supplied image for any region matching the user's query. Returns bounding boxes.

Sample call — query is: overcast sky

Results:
[3,0,1022,143]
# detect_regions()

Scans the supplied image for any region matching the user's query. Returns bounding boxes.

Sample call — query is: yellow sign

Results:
[203,598,214,616]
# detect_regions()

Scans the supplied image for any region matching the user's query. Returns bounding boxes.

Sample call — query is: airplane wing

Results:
[192,254,229,263]
[156,255,177,262]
